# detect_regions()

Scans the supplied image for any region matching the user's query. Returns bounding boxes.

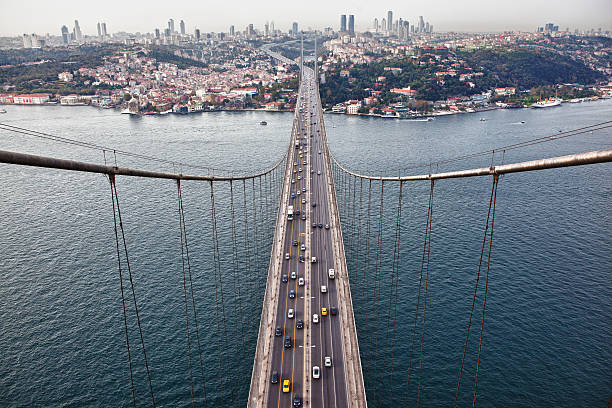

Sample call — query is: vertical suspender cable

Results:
[385,180,404,406]
[473,175,499,407]
[108,174,136,408]
[417,180,435,408]
[403,180,434,408]
[454,175,498,407]
[209,181,235,407]
[177,182,208,406]
[112,179,156,407]
[229,181,247,370]
[372,180,385,407]
[176,181,195,407]
[242,180,253,335]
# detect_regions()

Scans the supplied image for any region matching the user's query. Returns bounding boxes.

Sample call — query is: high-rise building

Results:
[398,18,403,35]
[248,23,254,36]
[348,15,354,34]
[381,18,386,33]
[340,14,347,32]
[195,28,200,40]
[373,18,378,31]
[229,25,235,36]
[61,25,69,44]
[425,22,430,33]
[270,21,275,34]
[168,19,175,33]
[293,22,298,35]
[180,20,185,35]
[23,34,32,48]
[97,22,102,37]
[429,24,434,33]
[73,20,82,42]
[265,22,269,36]
[101,22,107,37]
[155,28,160,39]
[387,11,393,32]
[418,16,425,33]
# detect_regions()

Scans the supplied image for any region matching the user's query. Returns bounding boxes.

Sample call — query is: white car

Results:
[285,253,290,260]
[312,366,320,379]
[302,199,306,204]
[324,356,332,367]
[312,314,319,324]
[328,269,335,279]
[311,257,317,263]
[298,277,304,286]
[321,285,327,293]
[291,271,297,279]
[288,309,295,319]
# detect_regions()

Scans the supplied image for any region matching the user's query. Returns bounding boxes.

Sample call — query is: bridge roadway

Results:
[248,64,366,407]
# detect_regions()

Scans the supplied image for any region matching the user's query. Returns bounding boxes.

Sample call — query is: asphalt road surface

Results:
[267,69,347,408]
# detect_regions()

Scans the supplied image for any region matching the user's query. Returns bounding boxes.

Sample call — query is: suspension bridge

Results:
[1,48,611,407]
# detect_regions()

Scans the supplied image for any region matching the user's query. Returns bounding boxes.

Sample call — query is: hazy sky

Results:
[1,0,611,36]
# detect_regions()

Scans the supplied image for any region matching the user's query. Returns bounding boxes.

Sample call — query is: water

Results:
[0,101,610,407]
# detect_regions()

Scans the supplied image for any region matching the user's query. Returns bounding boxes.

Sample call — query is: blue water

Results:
[0,101,610,407]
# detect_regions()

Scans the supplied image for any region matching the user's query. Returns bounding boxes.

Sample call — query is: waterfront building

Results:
[348,15,354,35]
[340,14,347,32]
[13,93,51,105]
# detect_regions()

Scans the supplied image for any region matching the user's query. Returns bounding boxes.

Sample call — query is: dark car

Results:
[289,290,296,299]
[271,370,279,384]
[275,327,283,337]
[318,223,323,228]
[284,337,293,349]
[330,307,338,316]
[295,209,300,216]
[299,255,304,263]
[312,202,317,207]
[293,240,298,246]
[293,394,302,406]
[282,274,288,283]
[296,320,304,329]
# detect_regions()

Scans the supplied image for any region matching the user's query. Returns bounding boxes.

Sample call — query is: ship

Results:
[531,98,562,108]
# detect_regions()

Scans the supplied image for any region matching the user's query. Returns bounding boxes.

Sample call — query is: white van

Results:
[328,268,335,279]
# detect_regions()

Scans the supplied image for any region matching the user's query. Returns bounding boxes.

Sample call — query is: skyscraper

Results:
[373,18,378,30]
[97,23,102,37]
[387,11,393,32]
[340,14,347,32]
[418,16,425,33]
[381,18,386,33]
[61,25,69,44]
[229,25,235,36]
[425,22,430,33]
[155,28,160,39]
[293,22,298,35]
[270,21,275,34]
[180,20,185,35]
[265,22,269,36]
[195,28,200,40]
[168,19,175,33]
[348,15,354,34]
[101,23,107,37]
[73,20,82,42]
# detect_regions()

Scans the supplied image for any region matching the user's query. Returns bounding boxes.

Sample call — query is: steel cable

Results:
[372,181,385,407]
[108,175,136,407]
[111,179,156,407]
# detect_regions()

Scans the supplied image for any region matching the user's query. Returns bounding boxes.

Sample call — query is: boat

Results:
[0,108,6,114]
[531,98,562,108]
[479,117,486,121]
[426,117,434,121]
[260,121,267,125]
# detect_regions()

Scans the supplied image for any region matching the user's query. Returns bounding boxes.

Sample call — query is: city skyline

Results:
[1,0,611,37]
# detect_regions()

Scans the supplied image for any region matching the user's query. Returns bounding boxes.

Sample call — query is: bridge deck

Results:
[248,67,366,407]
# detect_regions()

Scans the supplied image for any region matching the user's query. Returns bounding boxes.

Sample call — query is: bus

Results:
[288,205,294,220]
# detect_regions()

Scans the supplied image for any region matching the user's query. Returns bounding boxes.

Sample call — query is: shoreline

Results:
[1,97,609,119]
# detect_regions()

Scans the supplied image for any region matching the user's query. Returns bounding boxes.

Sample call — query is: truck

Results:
[288,205,294,221]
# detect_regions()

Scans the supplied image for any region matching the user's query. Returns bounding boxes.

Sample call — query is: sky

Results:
[1,0,611,37]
